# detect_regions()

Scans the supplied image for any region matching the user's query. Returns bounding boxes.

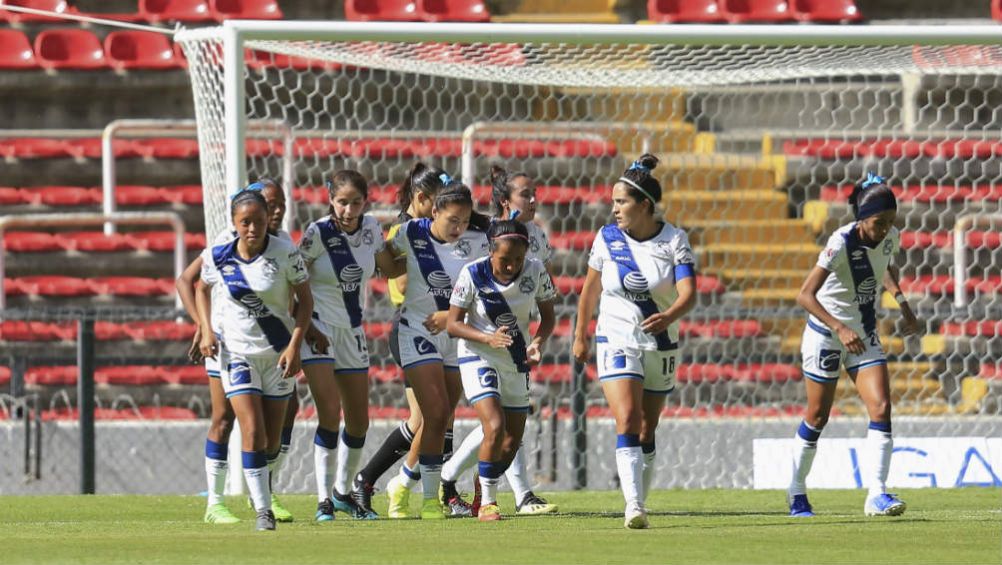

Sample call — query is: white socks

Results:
[418,454,443,500]
[867,421,893,497]
[242,451,270,513]
[335,430,366,496]
[442,428,481,482]
[789,421,822,496]
[506,445,531,505]
[641,443,656,505]
[615,434,643,508]
[313,427,338,502]
[204,439,228,506]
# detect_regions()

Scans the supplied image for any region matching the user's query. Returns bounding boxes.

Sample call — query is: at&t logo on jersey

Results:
[425,269,453,299]
[855,276,877,304]
[338,264,364,292]
[623,271,652,301]
[238,293,272,319]
[494,313,518,332]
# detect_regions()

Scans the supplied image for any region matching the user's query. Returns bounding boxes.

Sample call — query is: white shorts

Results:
[220,350,295,399]
[596,338,677,394]
[397,320,458,370]
[801,319,886,383]
[301,320,370,373]
[458,354,530,411]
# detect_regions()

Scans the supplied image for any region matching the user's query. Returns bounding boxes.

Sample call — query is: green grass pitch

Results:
[3,489,998,564]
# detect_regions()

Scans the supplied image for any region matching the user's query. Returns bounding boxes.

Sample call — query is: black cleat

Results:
[255,509,276,531]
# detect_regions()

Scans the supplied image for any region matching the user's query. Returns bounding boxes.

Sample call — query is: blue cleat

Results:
[788,493,815,517]
[864,493,907,516]
[315,498,335,522]
[332,490,378,520]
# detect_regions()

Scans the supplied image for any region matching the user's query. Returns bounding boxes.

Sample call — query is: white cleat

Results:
[864,493,907,516]
[624,503,649,529]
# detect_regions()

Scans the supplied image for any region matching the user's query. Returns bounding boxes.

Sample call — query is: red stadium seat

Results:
[370,366,401,383]
[120,321,197,341]
[4,231,60,252]
[125,230,206,252]
[0,186,24,205]
[117,185,171,206]
[3,278,25,296]
[364,322,393,339]
[418,0,490,22]
[722,0,794,22]
[159,184,204,205]
[345,0,420,21]
[96,365,165,386]
[18,186,101,206]
[0,29,38,69]
[548,231,595,251]
[899,275,1002,295]
[941,321,1002,337]
[90,276,169,296]
[138,406,198,420]
[0,366,9,387]
[293,186,331,205]
[17,275,95,296]
[139,0,213,23]
[134,138,200,159]
[210,0,283,21]
[163,365,209,385]
[63,138,142,160]
[0,0,77,23]
[980,364,1002,380]
[648,0,725,23]
[0,320,73,341]
[104,31,181,71]
[95,321,132,340]
[25,365,77,386]
[34,29,109,71]
[792,0,861,22]
[993,0,1002,23]
[42,407,139,420]
[0,138,70,159]
[56,232,132,252]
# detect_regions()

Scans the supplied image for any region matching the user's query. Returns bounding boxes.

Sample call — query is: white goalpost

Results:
[176,21,1002,492]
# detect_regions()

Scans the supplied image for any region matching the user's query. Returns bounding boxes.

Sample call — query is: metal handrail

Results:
[953,213,1002,308]
[0,212,186,311]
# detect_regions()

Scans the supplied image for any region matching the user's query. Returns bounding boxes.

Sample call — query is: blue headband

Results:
[439,173,453,186]
[230,181,267,201]
[628,160,650,173]
[855,173,896,220]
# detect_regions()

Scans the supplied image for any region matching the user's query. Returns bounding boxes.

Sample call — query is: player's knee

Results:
[242,425,266,452]
[209,411,234,441]
[482,417,504,451]
[344,414,369,437]
[421,408,448,436]
[869,398,891,421]
[615,410,642,434]
[805,411,830,429]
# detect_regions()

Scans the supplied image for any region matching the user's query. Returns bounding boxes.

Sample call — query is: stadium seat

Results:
[95,321,132,340]
[721,0,794,22]
[139,0,213,23]
[104,31,182,71]
[42,407,139,420]
[899,275,1002,295]
[548,231,596,251]
[0,29,38,69]
[418,0,490,22]
[345,0,421,21]
[647,0,725,23]
[116,185,171,206]
[138,406,198,419]
[89,276,170,296]
[820,184,1002,204]
[993,0,1002,23]
[134,138,200,159]
[162,365,208,385]
[18,186,101,206]
[4,231,60,252]
[941,321,1002,337]
[0,366,9,387]
[119,321,197,341]
[0,138,70,160]
[0,186,24,205]
[17,275,95,296]
[3,278,25,296]
[159,184,204,205]
[0,0,76,23]
[56,232,132,252]
[792,0,861,22]
[63,138,142,160]
[25,365,77,386]
[210,0,283,21]
[95,365,166,386]
[125,230,206,252]
[34,29,109,71]
[0,320,73,341]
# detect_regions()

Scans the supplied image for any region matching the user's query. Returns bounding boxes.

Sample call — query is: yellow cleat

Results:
[270,494,293,523]
[478,502,502,522]
[203,503,240,524]
[386,476,412,519]
[420,498,446,520]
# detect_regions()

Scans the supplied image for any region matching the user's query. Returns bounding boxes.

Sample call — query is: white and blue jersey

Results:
[298,215,384,330]
[587,222,695,352]
[450,256,557,375]
[391,217,489,330]
[200,232,308,357]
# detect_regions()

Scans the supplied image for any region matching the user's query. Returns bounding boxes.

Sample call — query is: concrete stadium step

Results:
[735,288,800,306]
[663,190,789,221]
[685,219,814,245]
[699,243,821,271]
[659,153,783,191]
[703,268,806,294]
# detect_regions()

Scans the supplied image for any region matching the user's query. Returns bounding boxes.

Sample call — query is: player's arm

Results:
[375,241,406,279]
[175,256,205,363]
[196,278,218,359]
[528,298,556,365]
[278,280,313,379]
[641,270,697,335]
[883,266,920,336]
[797,266,864,354]
[445,304,513,349]
[572,267,602,364]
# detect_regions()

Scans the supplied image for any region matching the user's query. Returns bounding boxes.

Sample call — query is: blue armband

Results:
[674,263,695,281]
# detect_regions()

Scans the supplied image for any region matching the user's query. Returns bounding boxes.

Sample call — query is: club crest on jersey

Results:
[338,264,364,292]
[818,349,841,372]
[519,277,536,294]
[530,236,540,253]
[855,276,878,304]
[300,228,315,250]
[262,258,279,277]
[454,239,471,258]
[883,238,893,256]
[362,229,374,246]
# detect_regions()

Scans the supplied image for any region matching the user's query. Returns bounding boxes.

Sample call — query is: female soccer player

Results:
[788,173,919,518]
[446,219,557,521]
[197,189,313,531]
[175,179,298,524]
[350,163,457,518]
[573,154,697,529]
[298,169,401,521]
[439,165,558,515]
[382,183,489,519]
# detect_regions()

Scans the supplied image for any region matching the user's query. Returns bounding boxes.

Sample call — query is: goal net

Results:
[176,22,1002,492]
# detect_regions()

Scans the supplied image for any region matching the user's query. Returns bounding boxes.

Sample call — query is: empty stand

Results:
[139,0,213,23]
[18,186,101,206]
[17,275,95,296]
[210,0,283,21]
[56,232,131,252]
[104,31,182,71]
[34,29,108,71]
[418,0,490,22]
[4,231,59,252]
[0,29,38,69]
[0,138,69,159]
[648,0,725,23]
[0,0,76,24]
[721,0,793,22]
[344,0,421,21]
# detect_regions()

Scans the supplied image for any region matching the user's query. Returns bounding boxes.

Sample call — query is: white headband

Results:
[618,177,657,206]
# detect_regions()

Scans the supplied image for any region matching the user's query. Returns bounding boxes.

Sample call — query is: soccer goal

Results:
[176,22,1002,491]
